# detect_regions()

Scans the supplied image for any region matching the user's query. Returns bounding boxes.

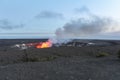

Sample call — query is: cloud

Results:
[55,7,120,39]
[0,19,24,30]
[35,11,64,19]
[75,6,90,14]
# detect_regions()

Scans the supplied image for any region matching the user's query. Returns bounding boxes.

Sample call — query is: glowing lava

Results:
[36,40,52,48]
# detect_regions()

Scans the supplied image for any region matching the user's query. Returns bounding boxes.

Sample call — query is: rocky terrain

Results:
[0,39,120,80]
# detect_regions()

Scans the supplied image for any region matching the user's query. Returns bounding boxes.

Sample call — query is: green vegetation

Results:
[96,52,109,58]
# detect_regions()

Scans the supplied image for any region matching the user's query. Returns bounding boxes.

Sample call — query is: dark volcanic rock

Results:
[0,39,120,80]
[0,57,120,80]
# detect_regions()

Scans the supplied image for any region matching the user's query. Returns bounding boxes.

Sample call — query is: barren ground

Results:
[0,39,120,80]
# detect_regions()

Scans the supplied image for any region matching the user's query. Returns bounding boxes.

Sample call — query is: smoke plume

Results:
[55,7,120,39]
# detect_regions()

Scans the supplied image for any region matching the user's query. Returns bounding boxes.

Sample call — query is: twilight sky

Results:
[0,0,120,39]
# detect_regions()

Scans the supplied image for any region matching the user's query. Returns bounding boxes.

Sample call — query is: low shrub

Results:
[21,55,58,62]
[117,50,120,58]
[96,52,109,58]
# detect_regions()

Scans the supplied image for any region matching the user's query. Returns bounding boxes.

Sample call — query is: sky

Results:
[0,0,120,39]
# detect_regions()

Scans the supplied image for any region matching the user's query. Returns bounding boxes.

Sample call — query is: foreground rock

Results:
[0,56,120,80]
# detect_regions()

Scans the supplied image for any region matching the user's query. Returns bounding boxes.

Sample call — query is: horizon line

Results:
[0,33,55,35]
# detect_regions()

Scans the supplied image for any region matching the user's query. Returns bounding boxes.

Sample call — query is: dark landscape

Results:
[0,39,120,80]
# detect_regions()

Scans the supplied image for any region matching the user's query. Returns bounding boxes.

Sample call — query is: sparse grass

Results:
[96,52,109,58]
[38,55,58,62]
[117,50,120,58]
[21,55,58,62]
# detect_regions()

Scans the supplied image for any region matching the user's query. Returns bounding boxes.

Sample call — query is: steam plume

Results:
[55,7,120,39]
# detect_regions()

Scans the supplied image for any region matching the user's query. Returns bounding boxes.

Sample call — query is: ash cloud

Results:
[55,7,120,38]
[0,19,24,30]
[35,11,64,19]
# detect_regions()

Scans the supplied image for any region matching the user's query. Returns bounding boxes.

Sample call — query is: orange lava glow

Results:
[36,40,52,48]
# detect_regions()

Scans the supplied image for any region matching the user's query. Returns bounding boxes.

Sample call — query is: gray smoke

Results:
[55,8,120,39]
[0,19,24,30]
